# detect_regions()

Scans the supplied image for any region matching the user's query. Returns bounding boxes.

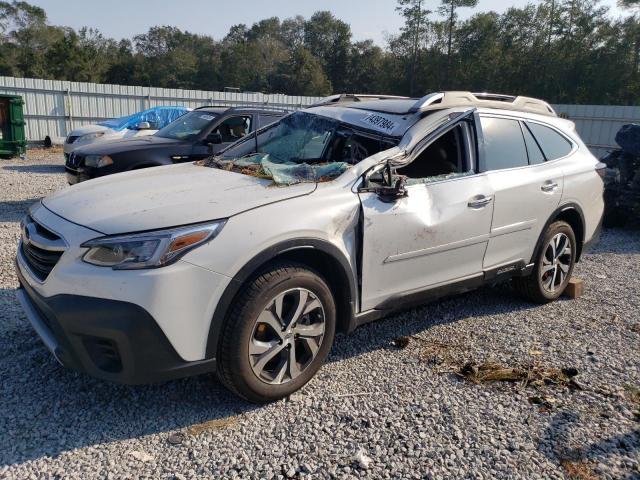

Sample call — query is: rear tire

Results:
[217,262,336,403]
[512,221,576,304]
[603,192,628,228]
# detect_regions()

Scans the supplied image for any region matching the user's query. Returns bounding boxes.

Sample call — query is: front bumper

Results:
[16,202,233,382]
[64,165,97,185]
[16,265,217,384]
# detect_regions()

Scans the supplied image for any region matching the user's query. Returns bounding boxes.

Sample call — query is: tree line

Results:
[0,0,639,104]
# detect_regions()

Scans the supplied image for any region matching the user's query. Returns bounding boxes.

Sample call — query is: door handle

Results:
[541,180,559,192]
[468,195,493,209]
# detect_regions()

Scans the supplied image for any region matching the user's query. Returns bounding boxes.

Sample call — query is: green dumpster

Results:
[0,94,26,158]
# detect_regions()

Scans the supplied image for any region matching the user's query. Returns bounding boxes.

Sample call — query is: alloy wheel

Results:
[540,232,572,293]
[248,288,325,385]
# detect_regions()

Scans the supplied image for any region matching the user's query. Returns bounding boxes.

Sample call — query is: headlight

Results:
[80,132,105,142]
[84,155,113,168]
[81,220,226,270]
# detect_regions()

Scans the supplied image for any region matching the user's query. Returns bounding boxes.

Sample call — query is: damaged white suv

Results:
[16,92,604,402]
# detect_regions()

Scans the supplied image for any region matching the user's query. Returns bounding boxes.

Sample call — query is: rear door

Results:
[481,115,567,270]
[359,111,495,311]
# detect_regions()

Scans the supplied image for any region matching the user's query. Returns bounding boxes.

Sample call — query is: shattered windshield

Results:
[204,111,396,185]
[155,111,218,140]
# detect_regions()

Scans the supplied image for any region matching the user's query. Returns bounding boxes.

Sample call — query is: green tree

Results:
[0,0,63,77]
[272,46,331,95]
[45,28,118,82]
[395,0,431,95]
[344,40,385,93]
[303,11,351,91]
[438,0,478,85]
[132,26,219,89]
[281,16,305,49]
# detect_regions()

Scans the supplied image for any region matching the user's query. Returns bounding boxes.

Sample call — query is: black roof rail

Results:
[195,105,292,114]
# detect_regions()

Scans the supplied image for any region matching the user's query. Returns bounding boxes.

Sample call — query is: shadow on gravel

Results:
[2,164,64,174]
[539,410,639,479]
[329,283,542,363]
[0,283,540,467]
[587,228,640,255]
[0,287,260,466]
[0,199,40,223]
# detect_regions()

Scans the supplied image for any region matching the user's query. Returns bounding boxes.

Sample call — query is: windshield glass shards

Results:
[155,111,218,140]
[204,111,396,185]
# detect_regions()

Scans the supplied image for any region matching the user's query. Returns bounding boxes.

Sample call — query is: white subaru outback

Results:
[16,92,604,402]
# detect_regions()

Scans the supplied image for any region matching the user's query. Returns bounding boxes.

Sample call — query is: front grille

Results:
[20,215,65,282]
[66,152,83,168]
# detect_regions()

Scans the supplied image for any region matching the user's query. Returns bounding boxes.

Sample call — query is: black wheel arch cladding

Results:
[531,202,586,264]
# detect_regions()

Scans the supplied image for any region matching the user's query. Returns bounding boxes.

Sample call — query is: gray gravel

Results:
[1,151,639,480]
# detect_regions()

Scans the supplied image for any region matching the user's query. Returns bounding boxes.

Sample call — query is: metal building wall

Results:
[0,76,322,143]
[553,104,640,158]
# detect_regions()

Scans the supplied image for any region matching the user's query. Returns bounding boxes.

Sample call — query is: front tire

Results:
[217,262,336,403]
[513,221,576,304]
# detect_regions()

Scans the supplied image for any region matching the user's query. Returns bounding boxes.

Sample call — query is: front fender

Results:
[204,237,358,358]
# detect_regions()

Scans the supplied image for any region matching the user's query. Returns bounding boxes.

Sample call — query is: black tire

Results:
[512,221,577,304]
[217,262,336,403]
[603,194,628,228]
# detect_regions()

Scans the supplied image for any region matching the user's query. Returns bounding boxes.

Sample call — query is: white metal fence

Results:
[553,104,640,158]
[0,76,321,144]
[0,76,638,157]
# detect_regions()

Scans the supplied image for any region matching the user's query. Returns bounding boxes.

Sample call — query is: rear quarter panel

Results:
[560,143,604,245]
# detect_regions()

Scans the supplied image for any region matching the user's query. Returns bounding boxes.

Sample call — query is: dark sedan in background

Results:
[65,106,287,184]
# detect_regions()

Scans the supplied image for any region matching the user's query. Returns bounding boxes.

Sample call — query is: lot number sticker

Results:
[361,113,398,134]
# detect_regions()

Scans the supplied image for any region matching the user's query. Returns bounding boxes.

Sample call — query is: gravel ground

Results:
[1,151,639,480]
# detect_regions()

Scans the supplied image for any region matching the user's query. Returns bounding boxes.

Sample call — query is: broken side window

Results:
[396,124,474,185]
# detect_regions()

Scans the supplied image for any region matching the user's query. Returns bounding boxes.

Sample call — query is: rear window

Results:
[480,117,528,171]
[526,122,573,160]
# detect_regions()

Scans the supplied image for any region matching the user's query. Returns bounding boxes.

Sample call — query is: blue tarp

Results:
[98,106,191,131]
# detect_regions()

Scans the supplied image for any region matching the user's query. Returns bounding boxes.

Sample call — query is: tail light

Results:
[595,162,607,179]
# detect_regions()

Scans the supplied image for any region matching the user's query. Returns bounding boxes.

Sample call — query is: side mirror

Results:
[136,121,151,130]
[375,175,408,203]
[205,132,223,144]
[360,161,408,203]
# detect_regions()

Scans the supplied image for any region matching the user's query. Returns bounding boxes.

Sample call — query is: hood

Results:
[43,163,316,234]
[75,135,181,155]
[68,124,112,138]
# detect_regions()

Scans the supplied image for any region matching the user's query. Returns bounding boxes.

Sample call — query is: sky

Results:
[29,0,626,47]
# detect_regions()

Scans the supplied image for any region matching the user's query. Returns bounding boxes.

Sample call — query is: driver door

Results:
[189,115,254,160]
[358,113,494,311]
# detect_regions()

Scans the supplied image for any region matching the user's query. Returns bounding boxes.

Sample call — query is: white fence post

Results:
[65,86,74,134]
